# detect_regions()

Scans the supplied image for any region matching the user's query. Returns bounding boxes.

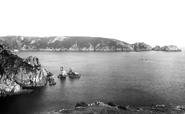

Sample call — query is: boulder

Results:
[48,77,56,86]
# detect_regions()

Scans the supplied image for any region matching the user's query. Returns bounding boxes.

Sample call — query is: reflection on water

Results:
[68,77,81,84]
[0,51,185,114]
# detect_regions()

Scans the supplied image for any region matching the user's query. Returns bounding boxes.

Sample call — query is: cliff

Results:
[0,44,53,97]
[0,36,134,52]
[0,36,182,52]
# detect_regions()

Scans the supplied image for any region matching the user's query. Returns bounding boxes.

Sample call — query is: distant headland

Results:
[0,36,182,52]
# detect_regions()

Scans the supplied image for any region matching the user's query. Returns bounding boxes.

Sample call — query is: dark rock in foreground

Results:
[0,44,54,97]
[38,101,185,114]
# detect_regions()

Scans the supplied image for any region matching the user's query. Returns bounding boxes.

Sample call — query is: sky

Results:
[0,0,185,47]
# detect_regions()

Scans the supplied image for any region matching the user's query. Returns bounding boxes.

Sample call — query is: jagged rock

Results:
[25,56,41,68]
[48,77,56,86]
[131,42,152,51]
[14,68,48,87]
[0,44,53,97]
[0,77,33,97]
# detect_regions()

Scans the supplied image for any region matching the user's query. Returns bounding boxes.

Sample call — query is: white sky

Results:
[0,0,185,47]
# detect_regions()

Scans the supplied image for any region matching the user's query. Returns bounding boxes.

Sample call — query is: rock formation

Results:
[0,44,54,97]
[131,42,152,51]
[25,56,41,68]
[153,45,182,52]
[162,45,182,52]
[152,45,162,51]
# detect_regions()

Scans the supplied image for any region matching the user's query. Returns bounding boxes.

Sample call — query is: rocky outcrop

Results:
[131,42,152,51]
[153,45,182,52]
[161,45,182,52]
[38,101,185,114]
[25,56,41,68]
[0,44,54,97]
[152,45,162,51]
[0,78,33,97]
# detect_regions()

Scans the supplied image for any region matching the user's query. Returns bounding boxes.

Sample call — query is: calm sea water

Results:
[1,51,185,114]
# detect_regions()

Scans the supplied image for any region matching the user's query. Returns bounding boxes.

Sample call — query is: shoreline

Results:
[37,101,185,114]
[15,49,182,52]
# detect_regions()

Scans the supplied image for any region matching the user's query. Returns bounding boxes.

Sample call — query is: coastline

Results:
[15,49,182,52]
[37,101,185,114]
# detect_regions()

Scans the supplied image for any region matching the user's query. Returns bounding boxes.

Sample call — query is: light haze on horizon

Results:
[0,0,185,47]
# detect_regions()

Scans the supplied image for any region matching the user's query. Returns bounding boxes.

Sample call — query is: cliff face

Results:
[153,45,182,52]
[0,44,52,97]
[0,36,134,51]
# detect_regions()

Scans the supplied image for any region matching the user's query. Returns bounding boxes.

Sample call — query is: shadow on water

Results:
[0,87,47,114]
[68,77,80,84]
[58,78,67,87]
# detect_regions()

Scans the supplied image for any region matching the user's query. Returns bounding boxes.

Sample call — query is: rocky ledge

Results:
[38,101,185,114]
[0,44,55,97]
[153,45,182,52]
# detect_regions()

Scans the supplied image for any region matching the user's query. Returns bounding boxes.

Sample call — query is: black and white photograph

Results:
[0,0,185,114]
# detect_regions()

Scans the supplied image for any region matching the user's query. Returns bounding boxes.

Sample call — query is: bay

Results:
[1,51,185,114]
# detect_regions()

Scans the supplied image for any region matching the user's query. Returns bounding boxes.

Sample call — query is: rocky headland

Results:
[131,42,152,51]
[38,101,185,114]
[0,36,182,52]
[152,45,182,52]
[0,44,55,97]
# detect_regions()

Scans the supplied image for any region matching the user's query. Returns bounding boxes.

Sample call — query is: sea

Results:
[0,51,185,114]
